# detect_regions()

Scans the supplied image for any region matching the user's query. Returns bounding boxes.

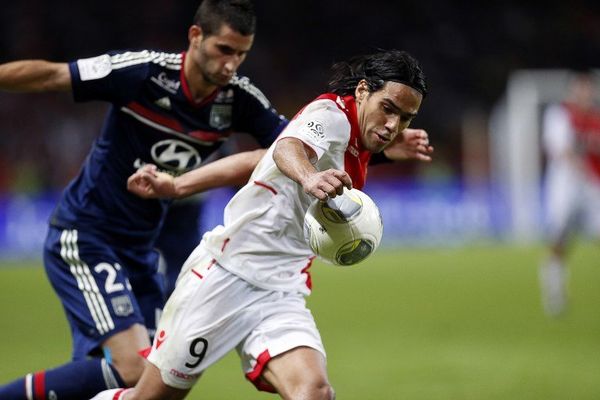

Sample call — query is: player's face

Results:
[355,81,423,153]
[189,24,254,87]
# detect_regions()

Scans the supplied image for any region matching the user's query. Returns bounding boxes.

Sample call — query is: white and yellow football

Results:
[304,188,383,266]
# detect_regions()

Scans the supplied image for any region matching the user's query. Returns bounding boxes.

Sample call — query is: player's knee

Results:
[314,382,335,400]
[319,382,335,400]
[111,352,147,387]
[102,324,152,387]
[288,380,334,400]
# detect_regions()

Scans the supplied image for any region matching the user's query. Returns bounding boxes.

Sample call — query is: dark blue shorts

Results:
[43,225,163,360]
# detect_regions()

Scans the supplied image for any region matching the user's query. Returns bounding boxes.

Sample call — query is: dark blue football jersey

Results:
[50,50,287,247]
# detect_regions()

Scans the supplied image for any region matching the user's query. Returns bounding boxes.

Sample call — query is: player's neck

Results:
[183,57,218,103]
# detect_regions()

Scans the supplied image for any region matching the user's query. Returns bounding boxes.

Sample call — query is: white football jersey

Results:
[200,94,371,295]
[543,104,577,159]
[542,103,600,239]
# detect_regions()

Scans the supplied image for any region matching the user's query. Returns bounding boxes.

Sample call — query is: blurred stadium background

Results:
[1,1,599,399]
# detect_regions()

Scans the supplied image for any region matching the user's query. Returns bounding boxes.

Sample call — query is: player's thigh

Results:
[239,292,327,394]
[262,347,332,399]
[545,173,579,225]
[43,226,148,358]
[148,255,270,390]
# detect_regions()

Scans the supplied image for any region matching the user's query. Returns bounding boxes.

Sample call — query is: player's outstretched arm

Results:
[383,128,434,162]
[0,60,71,92]
[273,137,352,201]
[127,149,267,199]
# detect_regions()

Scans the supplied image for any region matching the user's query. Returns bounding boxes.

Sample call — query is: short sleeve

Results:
[69,51,149,105]
[278,99,351,160]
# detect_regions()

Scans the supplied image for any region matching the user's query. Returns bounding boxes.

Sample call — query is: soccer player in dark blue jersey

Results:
[0,1,288,399]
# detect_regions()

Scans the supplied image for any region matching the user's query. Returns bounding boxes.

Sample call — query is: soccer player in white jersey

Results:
[92,49,432,400]
[540,71,600,316]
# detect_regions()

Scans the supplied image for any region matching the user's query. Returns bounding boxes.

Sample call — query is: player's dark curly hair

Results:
[327,50,428,98]
[194,0,256,37]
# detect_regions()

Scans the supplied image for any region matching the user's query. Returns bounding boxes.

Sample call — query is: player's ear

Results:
[355,80,369,103]
[188,25,203,47]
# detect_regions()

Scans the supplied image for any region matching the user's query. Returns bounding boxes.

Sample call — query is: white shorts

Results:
[147,246,325,391]
[544,166,600,242]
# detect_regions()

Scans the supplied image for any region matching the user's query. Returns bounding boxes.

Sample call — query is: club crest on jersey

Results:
[111,295,134,317]
[154,97,172,110]
[299,120,325,143]
[151,139,202,172]
[214,89,234,103]
[209,105,232,130]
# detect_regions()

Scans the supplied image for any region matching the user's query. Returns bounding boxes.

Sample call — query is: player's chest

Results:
[118,91,237,174]
[133,82,234,130]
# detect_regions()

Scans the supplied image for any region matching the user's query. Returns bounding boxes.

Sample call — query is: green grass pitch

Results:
[0,243,599,399]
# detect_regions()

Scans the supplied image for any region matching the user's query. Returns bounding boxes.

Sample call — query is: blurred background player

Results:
[0,1,290,399]
[540,71,600,316]
[92,49,431,400]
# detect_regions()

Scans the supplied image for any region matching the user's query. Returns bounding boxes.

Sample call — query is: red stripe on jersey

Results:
[245,350,277,393]
[253,180,278,195]
[191,269,204,279]
[302,256,316,290]
[315,94,371,189]
[189,130,231,142]
[127,101,185,133]
[33,372,45,400]
[192,259,215,280]
[138,346,152,359]
[221,239,230,252]
[564,102,600,181]
[126,101,227,143]
[112,389,127,400]
[179,52,219,107]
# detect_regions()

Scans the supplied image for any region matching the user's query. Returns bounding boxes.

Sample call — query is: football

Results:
[304,188,383,266]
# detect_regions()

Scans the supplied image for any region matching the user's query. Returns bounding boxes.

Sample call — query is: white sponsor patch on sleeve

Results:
[298,120,325,144]
[77,54,112,81]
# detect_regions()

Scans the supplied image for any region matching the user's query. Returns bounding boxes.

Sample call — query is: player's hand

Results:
[301,169,352,201]
[383,128,434,162]
[127,164,177,199]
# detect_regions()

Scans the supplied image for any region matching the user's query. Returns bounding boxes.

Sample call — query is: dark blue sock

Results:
[0,358,125,400]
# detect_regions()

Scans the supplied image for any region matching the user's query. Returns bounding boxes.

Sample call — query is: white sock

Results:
[90,388,132,400]
[539,257,568,316]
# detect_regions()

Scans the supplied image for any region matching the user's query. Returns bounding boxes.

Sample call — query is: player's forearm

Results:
[172,149,266,198]
[273,137,318,187]
[0,60,71,92]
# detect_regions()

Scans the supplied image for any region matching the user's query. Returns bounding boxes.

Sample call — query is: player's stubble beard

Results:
[201,66,231,87]
[195,43,232,89]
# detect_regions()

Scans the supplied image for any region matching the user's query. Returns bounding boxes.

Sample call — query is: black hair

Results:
[193,0,256,37]
[327,49,427,98]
